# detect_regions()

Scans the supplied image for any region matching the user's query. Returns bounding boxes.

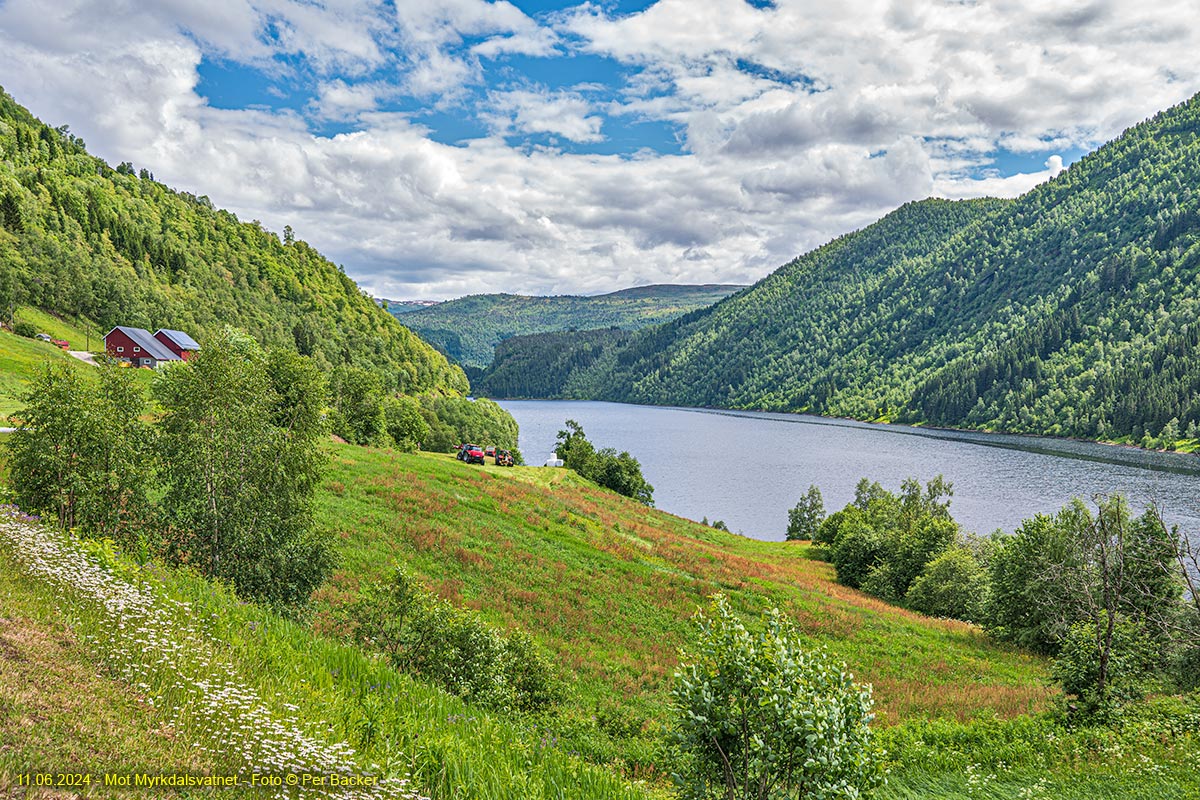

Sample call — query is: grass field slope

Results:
[2,443,1198,798]
[307,446,1200,798]
[391,284,743,369]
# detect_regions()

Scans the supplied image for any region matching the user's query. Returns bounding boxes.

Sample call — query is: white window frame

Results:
[116,346,124,353]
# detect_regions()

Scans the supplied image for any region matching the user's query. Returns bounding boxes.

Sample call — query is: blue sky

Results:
[2,0,1198,299]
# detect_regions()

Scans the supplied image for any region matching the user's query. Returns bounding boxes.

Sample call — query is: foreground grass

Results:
[312,446,1052,779]
[311,445,1200,797]
[0,550,216,798]
[0,507,657,799]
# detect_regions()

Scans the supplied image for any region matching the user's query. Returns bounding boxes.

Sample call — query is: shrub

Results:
[905,547,988,622]
[13,320,37,338]
[329,364,387,445]
[830,519,885,589]
[349,568,560,714]
[786,484,825,541]
[1052,614,1156,720]
[670,595,882,800]
[382,394,430,452]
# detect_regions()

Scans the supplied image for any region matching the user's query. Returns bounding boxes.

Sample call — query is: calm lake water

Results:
[498,400,1200,542]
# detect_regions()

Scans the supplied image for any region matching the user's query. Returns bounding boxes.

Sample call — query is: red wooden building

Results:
[154,329,201,361]
[104,326,183,368]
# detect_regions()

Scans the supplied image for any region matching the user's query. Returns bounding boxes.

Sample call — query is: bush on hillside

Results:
[670,595,882,800]
[1053,615,1156,721]
[382,395,430,452]
[13,320,36,338]
[555,420,654,505]
[329,364,387,446]
[786,484,825,541]
[348,568,560,714]
[905,547,988,622]
[819,476,962,609]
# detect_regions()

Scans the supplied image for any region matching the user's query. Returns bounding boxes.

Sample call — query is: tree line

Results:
[5,328,524,607]
[792,478,1200,718]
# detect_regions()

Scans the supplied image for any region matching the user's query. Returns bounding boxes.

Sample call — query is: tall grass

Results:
[0,506,657,800]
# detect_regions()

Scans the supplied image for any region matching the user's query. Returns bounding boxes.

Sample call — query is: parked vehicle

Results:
[462,444,486,465]
[485,445,497,459]
[51,338,69,350]
[34,333,51,342]
[494,448,514,467]
[456,444,467,461]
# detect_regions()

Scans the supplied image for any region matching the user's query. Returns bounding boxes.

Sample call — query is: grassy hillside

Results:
[0,507,655,800]
[485,93,1200,446]
[0,309,158,417]
[2,441,1197,798]
[307,446,1200,798]
[0,87,465,395]
[392,285,743,369]
[310,447,1051,766]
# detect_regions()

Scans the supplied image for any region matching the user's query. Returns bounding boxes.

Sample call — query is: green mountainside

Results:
[480,94,1200,445]
[476,327,633,398]
[0,87,465,395]
[391,284,743,368]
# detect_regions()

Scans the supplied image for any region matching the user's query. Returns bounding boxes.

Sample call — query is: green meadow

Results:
[1,434,1197,798]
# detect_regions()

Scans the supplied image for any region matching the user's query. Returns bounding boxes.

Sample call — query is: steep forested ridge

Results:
[483,93,1200,444]
[476,327,633,398]
[392,283,743,368]
[0,88,466,395]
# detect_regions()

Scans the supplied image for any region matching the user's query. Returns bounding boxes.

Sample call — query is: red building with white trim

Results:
[104,326,183,368]
[154,329,201,361]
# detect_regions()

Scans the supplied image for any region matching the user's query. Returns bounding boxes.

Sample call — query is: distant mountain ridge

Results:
[0,87,466,395]
[390,284,744,368]
[475,93,1200,447]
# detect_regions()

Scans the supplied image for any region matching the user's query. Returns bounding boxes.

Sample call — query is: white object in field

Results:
[544,451,564,467]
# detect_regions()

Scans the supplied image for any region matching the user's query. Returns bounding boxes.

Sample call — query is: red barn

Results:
[154,329,201,361]
[104,326,180,368]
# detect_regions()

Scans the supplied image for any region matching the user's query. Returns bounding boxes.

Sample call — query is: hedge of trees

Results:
[803,477,1200,719]
[7,331,332,607]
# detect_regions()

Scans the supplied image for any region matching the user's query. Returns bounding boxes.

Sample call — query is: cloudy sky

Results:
[2,0,1198,299]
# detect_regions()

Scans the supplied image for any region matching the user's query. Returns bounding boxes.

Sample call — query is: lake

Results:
[498,400,1200,542]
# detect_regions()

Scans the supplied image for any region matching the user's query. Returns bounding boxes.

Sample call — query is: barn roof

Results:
[107,326,179,361]
[155,329,201,351]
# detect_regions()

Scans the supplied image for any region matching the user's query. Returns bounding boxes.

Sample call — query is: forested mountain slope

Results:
[392,283,743,368]
[497,93,1200,444]
[0,88,465,395]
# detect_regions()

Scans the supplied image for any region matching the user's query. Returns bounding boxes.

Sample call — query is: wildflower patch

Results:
[0,506,426,800]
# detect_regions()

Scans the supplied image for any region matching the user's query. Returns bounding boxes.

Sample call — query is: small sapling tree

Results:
[671,595,882,800]
[786,484,825,541]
